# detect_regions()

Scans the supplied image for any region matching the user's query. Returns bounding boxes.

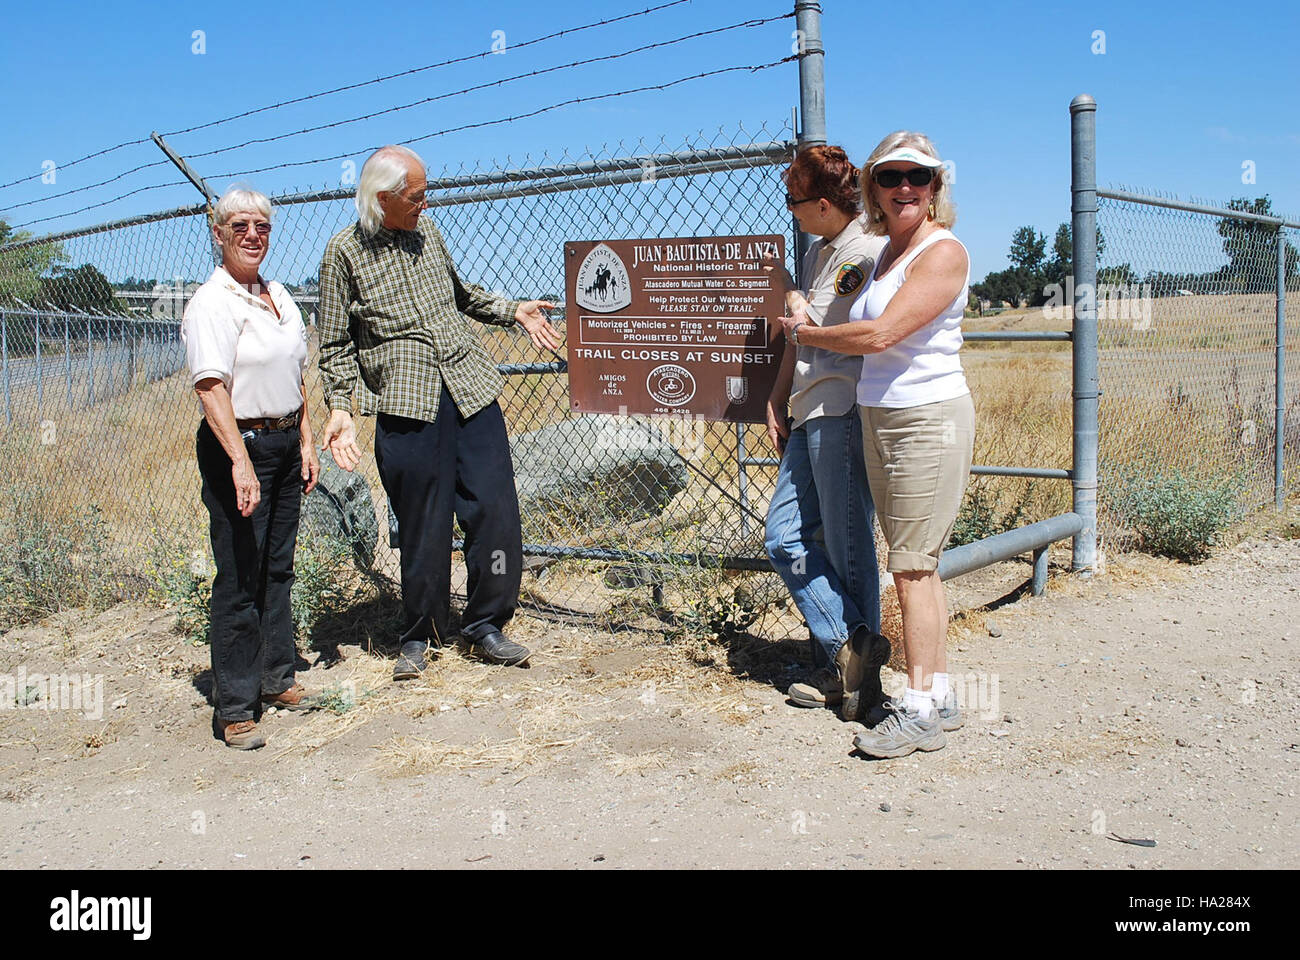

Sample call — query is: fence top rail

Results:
[272,140,795,207]
[0,305,176,323]
[1099,187,1300,229]
[0,139,796,254]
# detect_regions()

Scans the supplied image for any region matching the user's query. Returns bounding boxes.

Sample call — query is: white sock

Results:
[931,673,949,704]
[904,687,934,719]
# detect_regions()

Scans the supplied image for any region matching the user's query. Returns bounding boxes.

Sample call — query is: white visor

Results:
[870,147,943,171]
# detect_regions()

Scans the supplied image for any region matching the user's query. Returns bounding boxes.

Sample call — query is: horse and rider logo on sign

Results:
[575,243,632,313]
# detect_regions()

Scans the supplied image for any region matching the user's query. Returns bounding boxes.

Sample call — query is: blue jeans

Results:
[764,410,880,668]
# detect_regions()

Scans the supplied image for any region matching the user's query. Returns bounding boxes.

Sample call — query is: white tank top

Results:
[851,228,970,408]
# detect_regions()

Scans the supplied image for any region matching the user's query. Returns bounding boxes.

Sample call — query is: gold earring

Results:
[927,200,936,220]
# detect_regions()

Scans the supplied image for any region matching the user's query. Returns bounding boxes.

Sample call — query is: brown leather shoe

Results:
[221,719,266,750]
[261,683,315,712]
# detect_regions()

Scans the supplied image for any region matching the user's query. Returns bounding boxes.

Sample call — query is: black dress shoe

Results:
[474,629,531,667]
[393,640,430,680]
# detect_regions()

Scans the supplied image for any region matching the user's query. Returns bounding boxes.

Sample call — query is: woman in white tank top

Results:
[779,132,974,759]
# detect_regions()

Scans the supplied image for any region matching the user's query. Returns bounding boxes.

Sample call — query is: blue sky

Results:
[1,0,1296,281]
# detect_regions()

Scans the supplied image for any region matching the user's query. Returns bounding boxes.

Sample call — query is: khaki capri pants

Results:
[859,393,975,573]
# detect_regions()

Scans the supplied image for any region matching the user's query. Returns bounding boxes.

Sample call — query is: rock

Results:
[987,620,1002,638]
[302,447,380,568]
[385,415,689,551]
[879,802,891,812]
[510,415,689,521]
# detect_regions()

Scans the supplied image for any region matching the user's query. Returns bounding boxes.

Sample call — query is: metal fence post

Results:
[86,317,94,405]
[1277,225,1287,510]
[34,307,43,416]
[1070,94,1099,572]
[64,313,72,410]
[735,422,751,539]
[793,0,826,287]
[1,312,10,425]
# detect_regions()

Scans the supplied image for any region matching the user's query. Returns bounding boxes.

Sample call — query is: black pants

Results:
[374,391,522,647]
[197,420,301,723]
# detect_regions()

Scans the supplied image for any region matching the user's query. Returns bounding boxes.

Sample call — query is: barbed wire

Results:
[8,181,190,232]
[0,0,692,195]
[0,159,173,216]
[6,56,796,234]
[207,59,798,181]
[0,136,154,193]
[183,14,792,165]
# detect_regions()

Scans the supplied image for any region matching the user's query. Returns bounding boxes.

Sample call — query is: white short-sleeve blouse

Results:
[181,266,308,420]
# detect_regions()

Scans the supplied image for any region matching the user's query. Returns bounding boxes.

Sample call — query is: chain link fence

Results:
[1095,193,1299,554]
[0,124,799,629]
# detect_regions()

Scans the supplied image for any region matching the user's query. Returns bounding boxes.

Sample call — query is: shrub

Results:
[1110,466,1243,562]
[0,487,121,628]
[145,534,213,644]
[948,478,1038,548]
[148,528,356,647]
[289,531,354,647]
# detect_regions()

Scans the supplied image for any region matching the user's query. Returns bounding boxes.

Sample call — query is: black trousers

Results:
[374,390,523,647]
[197,420,301,723]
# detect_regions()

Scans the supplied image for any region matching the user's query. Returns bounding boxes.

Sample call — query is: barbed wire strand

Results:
[0,0,692,194]
[0,159,174,216]
[208,59,797,181]
[184,14,792,163]
[8,56,795,233]
[2,11,789,216]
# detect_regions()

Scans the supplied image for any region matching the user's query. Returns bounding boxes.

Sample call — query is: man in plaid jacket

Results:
[318,145,561,679]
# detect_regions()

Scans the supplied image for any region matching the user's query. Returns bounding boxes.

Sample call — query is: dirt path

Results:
[1,529,1296,870]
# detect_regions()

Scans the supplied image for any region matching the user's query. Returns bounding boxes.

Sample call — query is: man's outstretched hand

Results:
[516,300,562,354]
[321,409,362,472]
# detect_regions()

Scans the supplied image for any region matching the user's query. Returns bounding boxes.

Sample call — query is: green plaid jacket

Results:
[317,216,522,423]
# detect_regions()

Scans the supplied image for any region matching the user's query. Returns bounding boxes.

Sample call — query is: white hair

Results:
[356,145,425,236]
[212,185,271,226]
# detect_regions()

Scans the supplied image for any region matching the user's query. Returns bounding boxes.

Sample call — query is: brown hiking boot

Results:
[221,719,266,750]
[261,683,315,712]
[787,666,844,708]
[836,627,893,723]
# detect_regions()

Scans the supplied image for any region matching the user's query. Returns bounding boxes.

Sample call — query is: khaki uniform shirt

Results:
[790,218,886,428]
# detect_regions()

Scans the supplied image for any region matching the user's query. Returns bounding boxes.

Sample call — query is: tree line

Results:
[972,195,1299,308]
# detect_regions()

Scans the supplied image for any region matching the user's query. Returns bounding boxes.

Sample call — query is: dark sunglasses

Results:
[228,220,271,236]
[871,167,936,189]
[785,192,818,207]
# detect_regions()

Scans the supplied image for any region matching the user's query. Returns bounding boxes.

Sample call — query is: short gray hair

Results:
[212,185,272,226]
[357,145,425,236]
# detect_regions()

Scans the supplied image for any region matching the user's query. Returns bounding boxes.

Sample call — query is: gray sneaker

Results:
[787,667,843,708]
[935,690,963,731]
[852,704,947,758]
[867,692,963,732]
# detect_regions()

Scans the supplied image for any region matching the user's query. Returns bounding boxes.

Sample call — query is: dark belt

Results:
[236,409,301,432]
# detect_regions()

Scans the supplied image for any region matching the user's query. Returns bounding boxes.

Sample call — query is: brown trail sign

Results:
[564,235,786,423]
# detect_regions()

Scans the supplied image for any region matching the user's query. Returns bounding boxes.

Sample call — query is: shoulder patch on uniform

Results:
[834,261,867,296]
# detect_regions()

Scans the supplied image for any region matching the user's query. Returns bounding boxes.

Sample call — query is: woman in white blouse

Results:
[182,186,320,750]
[780,132,973,760]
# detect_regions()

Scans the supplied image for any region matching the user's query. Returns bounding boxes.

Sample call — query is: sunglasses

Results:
[871,167,936,189]
[785,192,818,208]
[228,220,271,236]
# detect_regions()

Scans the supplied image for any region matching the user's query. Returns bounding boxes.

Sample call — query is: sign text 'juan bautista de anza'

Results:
[564,235,786,423]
